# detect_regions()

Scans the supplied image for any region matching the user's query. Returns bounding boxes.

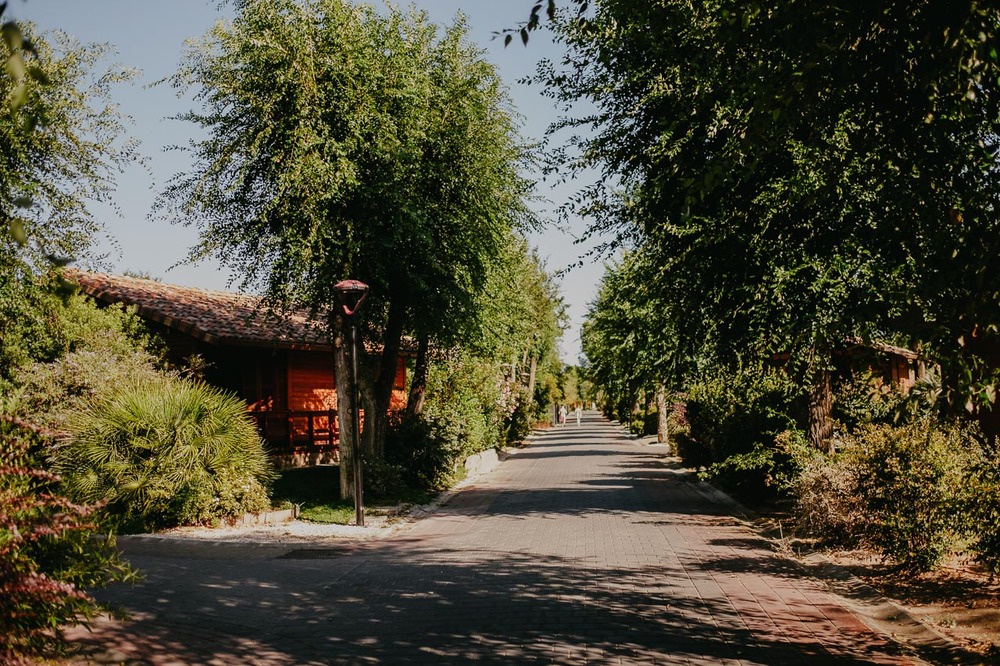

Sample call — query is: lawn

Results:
[270,465,436,524]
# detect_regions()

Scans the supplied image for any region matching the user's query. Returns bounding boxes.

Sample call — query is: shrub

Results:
[831,371,904,431]
[11,292,166,431]
[963,453,1000,573]
[795,452,867,547]
[56,379,274,532]
[848,422,973,572]
[685,364,801,464]
[707,429,817,503]
[361,456,407,501]
[683,364,802,498]
[386,412,471,491]
[796,421,976,572]
[0,417,134,663]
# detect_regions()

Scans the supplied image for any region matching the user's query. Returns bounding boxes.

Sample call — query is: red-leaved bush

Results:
[0,416,133,663]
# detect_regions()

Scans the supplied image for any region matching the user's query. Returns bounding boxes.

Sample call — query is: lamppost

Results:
[334,279,369,527]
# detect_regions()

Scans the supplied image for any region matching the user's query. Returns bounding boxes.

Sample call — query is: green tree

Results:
[162,0,535,496]
[1,21,137,266]
[543,1,1000,447]
[582,250,691,438]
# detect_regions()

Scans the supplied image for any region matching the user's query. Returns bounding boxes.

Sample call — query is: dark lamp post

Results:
[334,279,369,527]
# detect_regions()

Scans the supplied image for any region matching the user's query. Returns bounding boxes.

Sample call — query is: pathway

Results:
[70,412,931,665]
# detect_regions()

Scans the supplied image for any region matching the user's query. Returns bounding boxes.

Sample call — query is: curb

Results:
[682,467,988,666]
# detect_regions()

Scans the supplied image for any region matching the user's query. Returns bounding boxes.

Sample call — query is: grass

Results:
[270,465,437,524]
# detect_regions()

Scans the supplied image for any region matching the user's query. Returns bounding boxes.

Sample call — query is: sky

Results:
[7,0,607,362]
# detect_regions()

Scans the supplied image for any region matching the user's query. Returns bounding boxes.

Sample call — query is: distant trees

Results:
[546,1,1000,447]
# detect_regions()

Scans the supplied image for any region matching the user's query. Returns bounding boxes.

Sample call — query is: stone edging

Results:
[681,466,987,666]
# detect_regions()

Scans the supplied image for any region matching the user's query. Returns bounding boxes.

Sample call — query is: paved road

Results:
[70,412,929,665]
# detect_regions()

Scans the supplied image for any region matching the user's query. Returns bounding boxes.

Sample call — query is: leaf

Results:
[520,28,528,46]
[9,78,27,110]
[965,397,975,413]
[1,20,21,52]
[28,65,49,85]
[5,51,26,79]
[13,195,31,208]
[504,33,512,48]
[45,254,74,268]
[9,218,27,246]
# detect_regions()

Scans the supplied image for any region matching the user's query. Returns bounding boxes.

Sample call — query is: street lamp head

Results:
[334,279,369,316]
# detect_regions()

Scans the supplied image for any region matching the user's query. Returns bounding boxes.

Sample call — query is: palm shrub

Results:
[57,379,274,532]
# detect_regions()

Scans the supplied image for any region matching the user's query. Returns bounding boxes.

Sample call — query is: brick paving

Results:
[68,412,928,665]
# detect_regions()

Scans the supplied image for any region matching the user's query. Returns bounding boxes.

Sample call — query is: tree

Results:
[581,249,691,441]
[542,1,1000,448]
[1,20,137,267]
[162,0,535,495]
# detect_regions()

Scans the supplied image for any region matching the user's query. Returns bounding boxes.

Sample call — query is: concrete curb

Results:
[678,463,988,666]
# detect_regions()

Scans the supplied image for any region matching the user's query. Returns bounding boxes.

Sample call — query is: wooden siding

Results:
[287,351,337,412]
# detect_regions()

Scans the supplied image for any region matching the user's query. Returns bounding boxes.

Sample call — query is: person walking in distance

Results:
[575,404,582,426]
[558,404,568,426]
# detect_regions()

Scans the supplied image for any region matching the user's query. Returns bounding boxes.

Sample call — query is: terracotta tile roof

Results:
[67,270,333,352]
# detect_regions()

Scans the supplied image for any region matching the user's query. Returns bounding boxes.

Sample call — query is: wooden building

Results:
[69,271,407,466]
[838,339,923,392]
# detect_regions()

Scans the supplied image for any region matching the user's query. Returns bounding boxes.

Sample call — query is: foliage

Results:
[581,251,691,424]
[683,364,802,467]
[705,429,817,504]
[797,421,978,572]
[56,380,274,532]
[10,289,164,429]
[0,417,134,663]
[965,454,1000,573]
[849,422,974,572]
[163,0,536,462]
[831,371,906,432]
[388,353,511,490]
[542,0,1000,417]
[1,22,138,267]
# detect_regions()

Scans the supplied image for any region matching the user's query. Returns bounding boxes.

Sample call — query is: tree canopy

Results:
[2,22,137,267]
[162,0,541,461]
[546,0,1000,434]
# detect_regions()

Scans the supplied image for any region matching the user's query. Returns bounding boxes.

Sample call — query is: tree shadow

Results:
[70,546,914,665]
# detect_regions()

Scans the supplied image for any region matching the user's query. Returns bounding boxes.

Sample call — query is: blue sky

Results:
[7,0,606,361]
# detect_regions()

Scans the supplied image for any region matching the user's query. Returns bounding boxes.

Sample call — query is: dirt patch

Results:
[819,549,1000,661]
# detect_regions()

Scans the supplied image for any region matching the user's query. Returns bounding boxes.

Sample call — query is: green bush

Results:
[796,421,976,572]
[707,429,817,503]
[0,418,134,663]
[832,371,904,431]
[10,292,165,431]
[849,422,973,572]
[387,353,518,491]
[57,379,274,532]
[386,413,470,490]
[963,453,1000,573]
[682,364,802,498]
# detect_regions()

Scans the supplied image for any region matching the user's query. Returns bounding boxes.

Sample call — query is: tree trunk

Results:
[656,384,670,451]
[361,292,406,459]
[331,310,356,500]
[526,355,537,401]
[808,367,834,453]
[406,335,430,418]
